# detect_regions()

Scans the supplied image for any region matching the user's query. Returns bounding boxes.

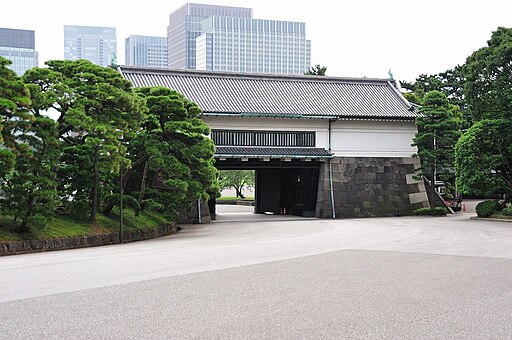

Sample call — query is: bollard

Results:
[463,203,466,212]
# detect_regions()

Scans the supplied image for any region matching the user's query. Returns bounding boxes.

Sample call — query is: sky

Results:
[1,0,511,82]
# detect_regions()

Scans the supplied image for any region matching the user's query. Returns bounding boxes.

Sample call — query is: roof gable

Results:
[118,66,417,120]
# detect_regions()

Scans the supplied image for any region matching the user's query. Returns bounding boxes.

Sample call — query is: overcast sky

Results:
[2,0,511,81]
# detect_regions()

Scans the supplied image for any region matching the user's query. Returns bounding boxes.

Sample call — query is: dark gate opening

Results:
[256,167,319,217]
[212,158,321,218]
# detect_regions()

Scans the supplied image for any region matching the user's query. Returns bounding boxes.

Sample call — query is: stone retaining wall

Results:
[0,223,178,257]
[316,157,429,218]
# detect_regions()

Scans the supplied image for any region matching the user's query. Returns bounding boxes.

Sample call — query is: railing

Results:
[211,129,315,147]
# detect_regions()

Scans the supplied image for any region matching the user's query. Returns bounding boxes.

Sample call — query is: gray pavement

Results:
[1,204,512,339]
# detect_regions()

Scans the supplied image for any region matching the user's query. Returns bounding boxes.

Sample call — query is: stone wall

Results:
[0,223,178,257]
[176,200,212,224]
[316,157,429,218]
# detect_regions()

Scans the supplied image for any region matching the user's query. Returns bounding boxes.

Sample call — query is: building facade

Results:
[196,17,311,75]
[167,3,253,69]
[119,66,430,219]
[64,25,117,67]
[125,35,168,67]
[0,27,38,75]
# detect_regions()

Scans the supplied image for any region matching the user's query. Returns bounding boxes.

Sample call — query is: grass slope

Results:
[217,196,254,201]
[0,209,170,241]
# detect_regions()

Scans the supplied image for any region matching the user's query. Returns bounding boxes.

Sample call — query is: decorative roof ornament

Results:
[387,69,394,81]
[387,69,399,89]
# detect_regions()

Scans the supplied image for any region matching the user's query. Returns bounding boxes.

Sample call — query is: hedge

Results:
[501,207,512,216]
[475,200,505,218]
[413,207,447,216]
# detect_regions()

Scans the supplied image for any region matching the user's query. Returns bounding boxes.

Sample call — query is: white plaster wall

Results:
[202,116,417,158]
[330,120,418,158]
[203,116,326,132]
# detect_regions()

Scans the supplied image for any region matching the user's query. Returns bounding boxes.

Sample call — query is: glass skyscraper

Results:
[64,25,117,67]
[0,27,38,75]
[196,17,311,75]
[125,35,167,68]
[167,3,252,69]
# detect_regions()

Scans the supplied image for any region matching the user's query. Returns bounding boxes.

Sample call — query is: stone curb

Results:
[0,223,178,257]
[469,216,512,223]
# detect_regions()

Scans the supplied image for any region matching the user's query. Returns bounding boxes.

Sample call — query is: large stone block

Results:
[401,157,419,165]
[409,192,429,205]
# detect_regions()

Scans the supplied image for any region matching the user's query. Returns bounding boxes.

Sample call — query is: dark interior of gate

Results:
[213,159,321,217]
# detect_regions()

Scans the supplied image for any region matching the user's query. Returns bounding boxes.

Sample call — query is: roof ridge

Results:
[118,65,390,85]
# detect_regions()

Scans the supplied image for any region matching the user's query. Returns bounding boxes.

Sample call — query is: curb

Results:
[0,223,178,257]
[469,216,512,223]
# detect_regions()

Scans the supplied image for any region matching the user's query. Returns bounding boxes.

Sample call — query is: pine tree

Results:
[412,91,461,206]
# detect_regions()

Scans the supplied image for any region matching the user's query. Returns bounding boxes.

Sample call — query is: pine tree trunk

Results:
[102,155,149,216]
[91,145,99,222]
[138,159,150,205]
[17,194,33,233]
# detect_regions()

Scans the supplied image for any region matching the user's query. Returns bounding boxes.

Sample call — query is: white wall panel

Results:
[330,120,417,157]
[202,116,417,157]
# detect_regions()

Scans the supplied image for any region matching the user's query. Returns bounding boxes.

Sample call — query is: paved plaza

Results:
[1,202,512,339]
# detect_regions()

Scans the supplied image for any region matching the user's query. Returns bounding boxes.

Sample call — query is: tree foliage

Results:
[455,27,512,197]
[412,91,461,205]
[116,86,218,219]
[464,27,512,121]
[400,66,470,128]
[0,57,60,232]
[455,119,512,196]
[23,60,146,221]
[0,57,31,175]
[305,64,327,76]
[400,67,466,106]
[3,117,60,232]
[219,170,255,199]
[0,59,217,232]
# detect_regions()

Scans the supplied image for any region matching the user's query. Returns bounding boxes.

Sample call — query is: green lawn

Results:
[0,209,170,241]
[217,196,254,201]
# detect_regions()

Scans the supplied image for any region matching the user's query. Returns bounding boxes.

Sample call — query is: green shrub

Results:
[501,207,512,216]
[27,215,48,230]
[69,197,90,220]
[475,200,504,218]
[413,207,447,216]
[104,194,141,215]
[141,199,165,213]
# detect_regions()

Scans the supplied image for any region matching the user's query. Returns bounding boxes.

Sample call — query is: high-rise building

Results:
[0,27,38,75]
[167,3,252,69]
[125,35,168,68]
[196,17,311,75]
[64,25,117,67]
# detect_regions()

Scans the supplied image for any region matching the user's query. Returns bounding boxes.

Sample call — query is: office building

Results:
[125,35,168,67]
[64,25,117,67]
[196,17,311,75]
[167,3,252,69]
[0,27,38,75]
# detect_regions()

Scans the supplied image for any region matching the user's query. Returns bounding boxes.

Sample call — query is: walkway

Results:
[1,202,512,339]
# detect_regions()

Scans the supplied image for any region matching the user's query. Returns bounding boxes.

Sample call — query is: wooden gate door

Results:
[256,169,282,214]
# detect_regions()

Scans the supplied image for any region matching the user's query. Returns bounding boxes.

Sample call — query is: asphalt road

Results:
[1,204,512,339]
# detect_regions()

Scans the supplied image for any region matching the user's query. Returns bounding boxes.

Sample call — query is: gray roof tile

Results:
[215,147,333,158]
[118,66,417,119]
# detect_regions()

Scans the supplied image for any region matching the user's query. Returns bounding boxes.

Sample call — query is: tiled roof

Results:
[118,66,418,119]
[215,147,333,158]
